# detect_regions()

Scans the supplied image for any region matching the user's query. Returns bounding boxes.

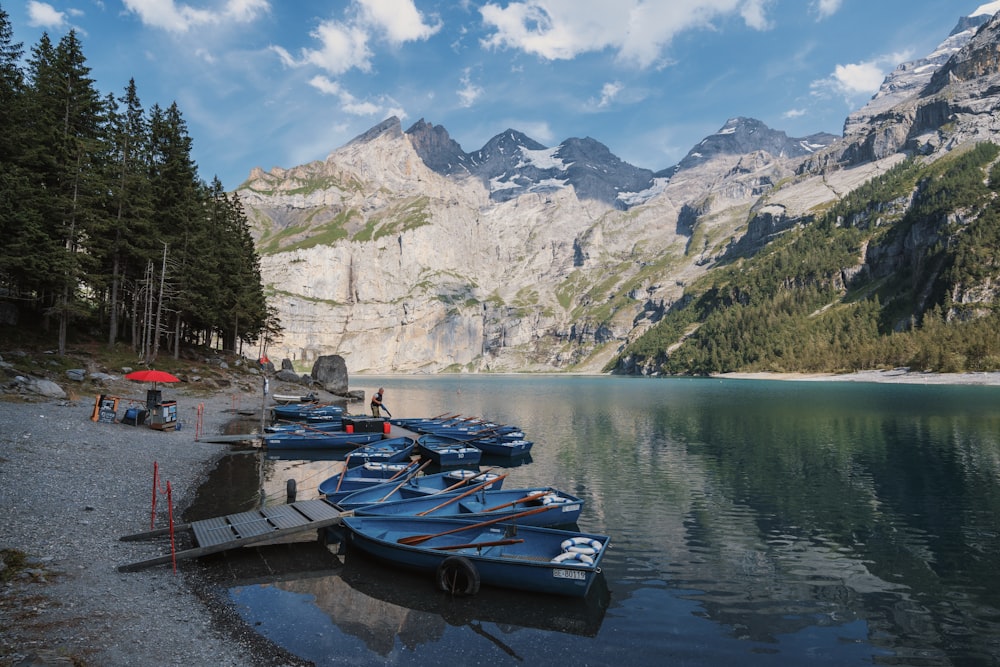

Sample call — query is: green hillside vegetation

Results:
[355,197,431,242]
[610,143,1000,375]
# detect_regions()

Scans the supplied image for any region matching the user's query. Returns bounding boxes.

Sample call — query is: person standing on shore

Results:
[370,387,384,417]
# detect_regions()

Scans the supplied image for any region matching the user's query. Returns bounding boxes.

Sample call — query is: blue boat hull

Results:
[318,461,418,502]
[472,438,533,458]
[416,436,482,467]
[344,437,416,466]
[267,420,344,433]
[271,403,345,421]
[354,487,583,526]
[336,470,504,509]
[340,515,608,597]
[263,431,383,450]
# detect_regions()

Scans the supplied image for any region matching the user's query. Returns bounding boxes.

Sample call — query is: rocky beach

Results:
[0,374,321,667]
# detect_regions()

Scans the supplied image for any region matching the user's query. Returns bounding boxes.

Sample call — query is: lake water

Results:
[188,375,1000,666]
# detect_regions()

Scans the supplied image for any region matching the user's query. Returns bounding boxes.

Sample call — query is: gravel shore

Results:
[0,383,312,667]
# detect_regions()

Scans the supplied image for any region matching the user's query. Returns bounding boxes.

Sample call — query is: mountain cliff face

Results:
[239,8,1000,375]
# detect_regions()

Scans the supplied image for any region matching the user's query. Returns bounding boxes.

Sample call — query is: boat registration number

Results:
[562,504,580,512]
[553,568,586,581]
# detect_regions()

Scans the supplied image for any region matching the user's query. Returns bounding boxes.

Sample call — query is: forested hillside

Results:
[611,144,1000,375]
[0,9,271,360]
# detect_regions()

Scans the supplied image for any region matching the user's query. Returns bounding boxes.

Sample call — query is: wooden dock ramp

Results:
[118,499,349,572]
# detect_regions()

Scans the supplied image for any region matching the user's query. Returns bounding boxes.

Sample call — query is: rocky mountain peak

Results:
[658,117,837,179]
[844,9,994,139]
[925,10,1000,95]
[344,116,403,147]
[404,119,470,176]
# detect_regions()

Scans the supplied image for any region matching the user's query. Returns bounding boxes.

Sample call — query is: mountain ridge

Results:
[238,7,1000,375]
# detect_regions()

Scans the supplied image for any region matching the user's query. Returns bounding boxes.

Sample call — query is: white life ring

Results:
[551,551,594,565]
[560,536,603,553]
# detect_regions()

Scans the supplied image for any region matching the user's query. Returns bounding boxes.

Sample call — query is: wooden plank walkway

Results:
[118,499,348,572]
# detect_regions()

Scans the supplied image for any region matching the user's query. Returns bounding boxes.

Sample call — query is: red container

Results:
[345,424,354,434]
[383,421,391,434]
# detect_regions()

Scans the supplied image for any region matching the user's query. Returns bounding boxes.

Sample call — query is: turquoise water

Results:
[223,375,1000,666]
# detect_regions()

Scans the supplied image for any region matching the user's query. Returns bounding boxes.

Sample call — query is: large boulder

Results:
[16,376,67,399]
[311,355,348,394]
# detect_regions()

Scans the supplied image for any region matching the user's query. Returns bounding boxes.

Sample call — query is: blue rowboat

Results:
[470,437,533,458]
[344,437,416,466]
[398,469,505,498]
[354,486,583,527]
[262,430,382,450]
[416,435,482,467]
[266,420,344,433]
[340,513,609,597]
[317,461,418,502]
[427,431,533,458]
[271,403,345,422]
[335,470,505,510]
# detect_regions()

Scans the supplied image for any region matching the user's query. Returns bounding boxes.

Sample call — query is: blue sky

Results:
[4,1,999,190]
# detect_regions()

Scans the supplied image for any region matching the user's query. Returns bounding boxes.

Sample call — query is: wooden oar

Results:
[431,538,524,551]
[424,429,500,446]
[335,451,404,493]
[376,460,431,503]
[274,420,335,436]
[333,457,352,493]
[482,490,550,512]
[398,506,549,546]
[415,473,509,516]
[434,468,497,496]
[387,460,419,482]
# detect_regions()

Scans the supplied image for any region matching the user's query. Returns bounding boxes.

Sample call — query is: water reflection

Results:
[220,544,609,665]
[188,377,1000,665]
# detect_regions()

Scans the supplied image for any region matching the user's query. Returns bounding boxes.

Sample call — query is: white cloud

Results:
[121,0,269,33]
[274,1,439,76]
[27,1,67,29]
[457,68,483,107]
[308,75,405,119]
[830,62,885,94]
[479,0,776,68]
[783,108,806,119]
[597,81,623,108]
[303,20,374,75]
[813,0,842,19]
[357,0,442,45]
[740,0,772,30]
[810,51,911,104]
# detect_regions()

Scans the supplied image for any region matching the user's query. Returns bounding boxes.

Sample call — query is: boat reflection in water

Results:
[225,542,609,664]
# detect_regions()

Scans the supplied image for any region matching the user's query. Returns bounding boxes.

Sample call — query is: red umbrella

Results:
[125,369,180,388]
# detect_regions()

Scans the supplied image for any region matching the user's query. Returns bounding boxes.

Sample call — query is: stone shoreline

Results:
[0,383,313,667]
[712,369,1000,385]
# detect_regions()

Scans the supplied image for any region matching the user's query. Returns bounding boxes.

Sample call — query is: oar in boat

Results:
[431,538,524,551]
[423,429,500,447]
[397,506,550,546]
[415,473,510,516]
[333,456,352,493]
[386,460,419,481]
[375,460,432,502]
[482,490,550,512]
[432,468,498,496]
